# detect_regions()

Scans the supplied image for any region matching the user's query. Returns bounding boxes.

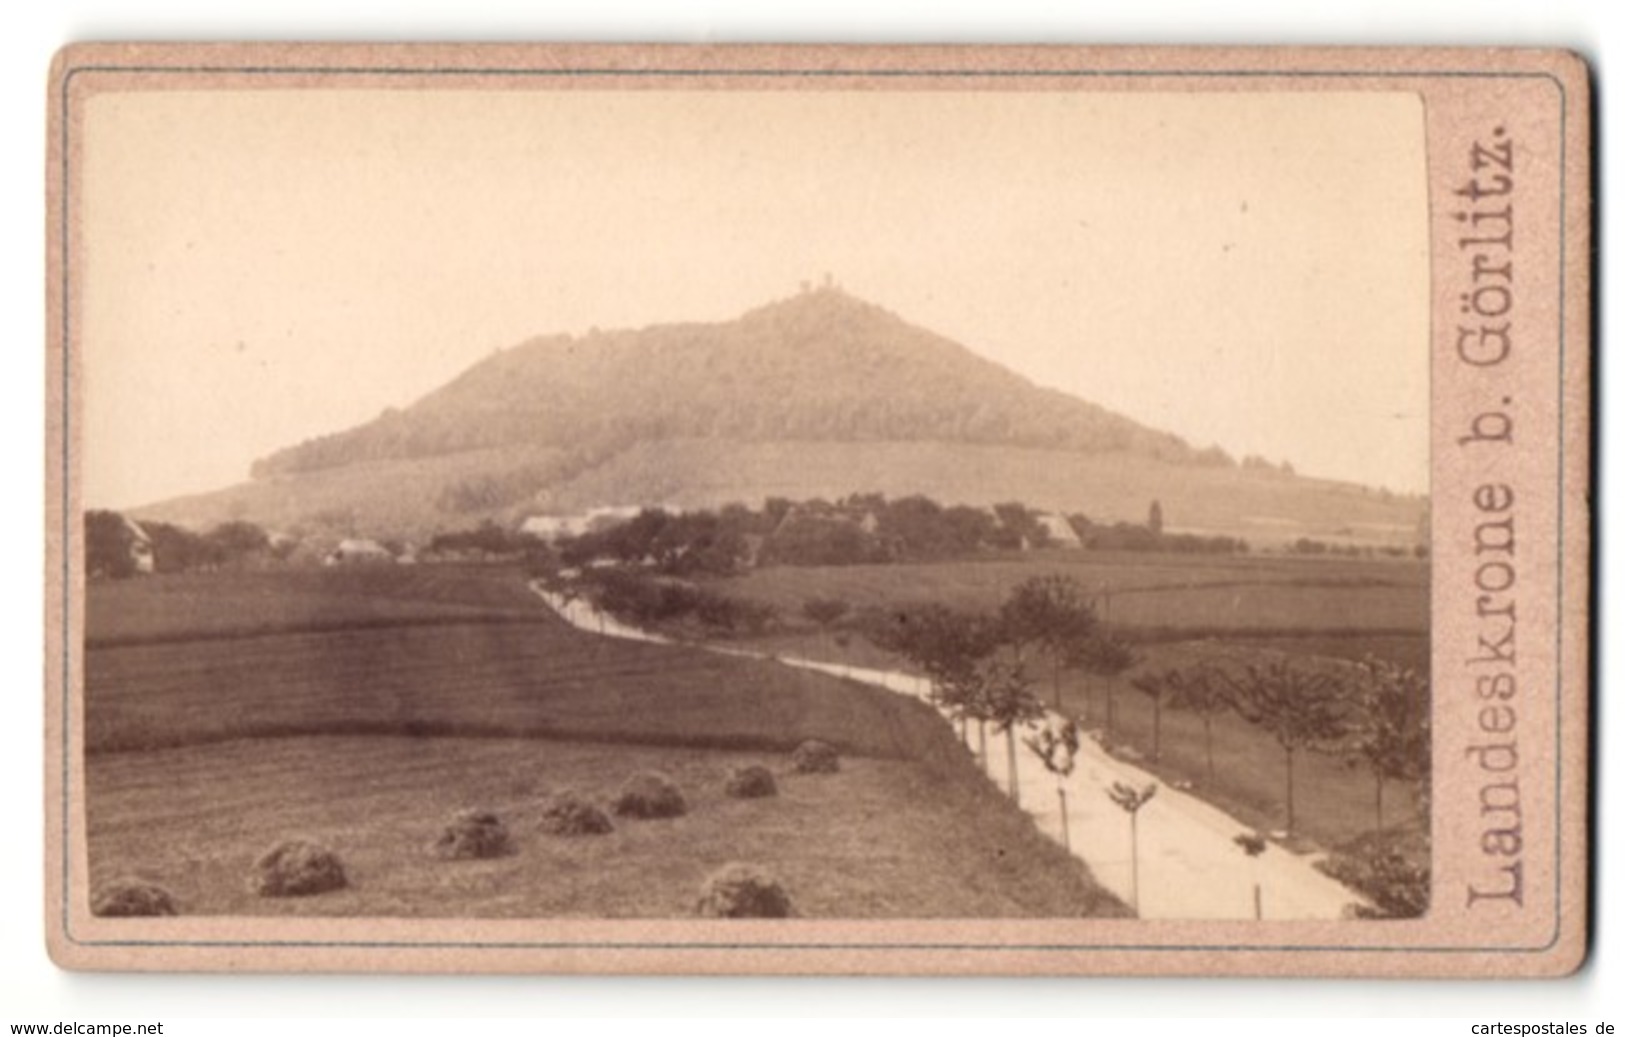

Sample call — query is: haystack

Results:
[695,863,793,918]
[432,809,515,860]
[249,839,348,897]
[790,739,840,774]
[612,771,688,819]
[724,764,778,799]
[538,790,614,836]
[92,878,178,917]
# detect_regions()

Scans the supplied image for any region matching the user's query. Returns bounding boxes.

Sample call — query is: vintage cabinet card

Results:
[44,43,1592,976]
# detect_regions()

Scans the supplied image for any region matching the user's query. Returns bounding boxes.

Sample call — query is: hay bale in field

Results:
[538,790,614,836]
[790,739,840,774]
[92,878,178,917]
[432,809,515,860]
[613,771,688,819]
[695,863,793,918]
[724,764,778,799]
[249,839,348,897]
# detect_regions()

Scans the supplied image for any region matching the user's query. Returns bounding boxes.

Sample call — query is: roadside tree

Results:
[1163,663,1232,786]
[801,596,851,654]
[1107,781,1158,914]
[85,510,140,579]
[1128,667,1178,762]
[1025,716,1081,850]
[1348,655,1430,852]
[981,658,1045,807]
[1234,831,1268,919]
[1075,634,1137,741]
[868,604,1002,761]
[1215,659,1353,836]
[999,574,1098,708]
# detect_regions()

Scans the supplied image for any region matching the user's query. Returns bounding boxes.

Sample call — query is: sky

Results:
[79,86,1429,509]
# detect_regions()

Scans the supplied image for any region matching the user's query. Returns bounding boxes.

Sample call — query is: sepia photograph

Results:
[44,43,1590,977]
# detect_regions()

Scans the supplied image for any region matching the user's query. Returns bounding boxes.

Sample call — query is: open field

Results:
[1229,634,1429,673]
[85,567,1128,917]
[87,735,1124,918]
[87,566,548,646]
[88,612,957,758]
[720,551,1429,637]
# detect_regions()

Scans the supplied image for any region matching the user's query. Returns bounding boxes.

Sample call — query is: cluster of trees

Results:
[558,507,754,575]
[85,511,149,579]
[574,568,777,636]
[427,520,543,559]
[85,510,284,578]
[760,494,1045,566]
[762,511,888,566]
[554,494,1066,575]
[1241,454,1296,476]
[1066,504,1248,555]
[1292,536,1429,560]
[863,601,1045,805]
[858,575,1137,804]
[800,596,853,649]
[1130,655,1430,856]
[776,494,1053,562]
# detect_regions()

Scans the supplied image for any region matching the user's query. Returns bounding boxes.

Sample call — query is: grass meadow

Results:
[87,735,1124,918]
[87,565,548,645]
[87,614,953,757]
[721,551,1428,635]
[84,566,1126,918]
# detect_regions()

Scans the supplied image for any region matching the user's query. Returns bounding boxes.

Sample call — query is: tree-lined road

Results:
[534,584,1364,920]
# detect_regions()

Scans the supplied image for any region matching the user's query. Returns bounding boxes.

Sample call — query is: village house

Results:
[1034,511,1082,548]
[770,500,882,537]
[324,538,395,566]
[123,515,155,574]
[519,514,587,542]
[518,505,647,543]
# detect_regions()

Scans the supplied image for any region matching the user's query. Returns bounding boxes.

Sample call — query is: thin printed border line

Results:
[55,61,1570,957]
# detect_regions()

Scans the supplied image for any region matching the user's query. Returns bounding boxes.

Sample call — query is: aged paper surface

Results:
[44,43,1591,976]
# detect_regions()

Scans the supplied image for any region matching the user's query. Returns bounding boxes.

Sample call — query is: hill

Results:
[254,288,1203,477]
[134,287,1424,545]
